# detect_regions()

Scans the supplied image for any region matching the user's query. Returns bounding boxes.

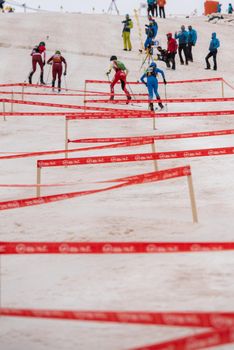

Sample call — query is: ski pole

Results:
[164,83,168,112]
[128,83,136,100]
[64,75,68,91]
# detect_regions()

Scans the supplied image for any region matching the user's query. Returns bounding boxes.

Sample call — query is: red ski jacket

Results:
[167,37,177,53]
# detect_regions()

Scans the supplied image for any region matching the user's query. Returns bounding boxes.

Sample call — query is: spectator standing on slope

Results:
[140,62,166,111]
[228,3,233,13]
[175,25,189,65]
[147,0,156,17]
[205,32,220,71]
[158,0,166,18]
[47,50,67,92]
[217,3,222,13]
[106,55,131,102]
[122,14,133,51]
[28,45,45,85]
[187,25,197,62]
[166,32,177,70]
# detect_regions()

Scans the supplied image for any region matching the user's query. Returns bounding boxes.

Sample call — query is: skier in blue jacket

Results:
[187,25,197,62]
[140,62,167,111]
[175,25,189,65]
[205,32,220,70]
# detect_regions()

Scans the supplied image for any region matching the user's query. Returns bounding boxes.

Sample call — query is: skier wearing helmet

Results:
[28,45,45,85]
[106,55,131,102]
[140,61,167,111]
[47,50,67,92]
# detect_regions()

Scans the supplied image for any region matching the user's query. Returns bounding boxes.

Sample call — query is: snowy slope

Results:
[0,12,234,350]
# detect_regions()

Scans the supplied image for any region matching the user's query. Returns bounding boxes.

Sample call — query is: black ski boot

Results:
[52,80,55,92]
[40,72,46,85]
[149,102,154,111]
[126,95,132,104]
[157,96,164,110]
[28,72,33,84]
[58,81,61,92]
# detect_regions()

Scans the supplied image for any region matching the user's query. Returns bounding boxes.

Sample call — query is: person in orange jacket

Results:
[158,0,166,18]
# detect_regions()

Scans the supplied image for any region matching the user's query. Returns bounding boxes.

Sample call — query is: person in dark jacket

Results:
[175,25,189,65]
[187,25,197,62]
[0,0,5,12]
[205,32,220,70]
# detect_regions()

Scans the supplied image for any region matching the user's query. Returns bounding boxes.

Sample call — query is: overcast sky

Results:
[7,0,231,15]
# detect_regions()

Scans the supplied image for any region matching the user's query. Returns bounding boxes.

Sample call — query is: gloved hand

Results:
[43,61,45,66]
[144,82,147,87]
[64,71,67,76]
[163,79,167,85]
[106,71,110,76]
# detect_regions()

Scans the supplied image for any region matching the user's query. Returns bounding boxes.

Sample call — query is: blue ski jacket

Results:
[209,32,220,52]
[175,30,188,44]
[140,66,165,84]
[188,29,197,45]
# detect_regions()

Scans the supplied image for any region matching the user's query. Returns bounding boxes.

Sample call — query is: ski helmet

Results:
[150,62,157,68]
[39,41,45,46]
[55,50,61,55]
[110,55,117,61]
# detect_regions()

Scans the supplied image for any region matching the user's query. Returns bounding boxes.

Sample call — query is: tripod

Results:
[140,46,154,71]
[107,0,119,15]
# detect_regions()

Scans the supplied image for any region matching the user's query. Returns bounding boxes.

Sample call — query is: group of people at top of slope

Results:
[109,11,221,111]
[216,3,233,13]
[28,42,67,92]
[147,0,167,19]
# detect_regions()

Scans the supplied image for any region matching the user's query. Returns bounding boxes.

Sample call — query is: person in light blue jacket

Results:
[175,25,189,65]
[217,3,222,13]
[205,32,220,70]
[140,62,167,111]
[228,3,233,14]
[187,25,197,62]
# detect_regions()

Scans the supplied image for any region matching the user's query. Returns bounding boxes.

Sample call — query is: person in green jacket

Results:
[122,14,133,51]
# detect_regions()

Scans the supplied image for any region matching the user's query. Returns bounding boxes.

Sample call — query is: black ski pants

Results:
[159,6,165,18]
[178,43,188,64]
[205,50,217,70]
[166,52,176,70]
[187,42,194,61]
[154,4,158,16]
[147,4,154,17]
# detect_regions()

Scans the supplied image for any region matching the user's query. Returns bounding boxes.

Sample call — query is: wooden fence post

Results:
[187,174,198,223]
[36,167,41,197]
[151,139,158,171]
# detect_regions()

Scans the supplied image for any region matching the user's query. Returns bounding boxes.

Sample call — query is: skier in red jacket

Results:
[28,45,46,85]
[166,33,177,70]
[47,50,67,92]
[106,55,131,102]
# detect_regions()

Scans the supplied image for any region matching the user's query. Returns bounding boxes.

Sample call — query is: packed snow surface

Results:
[0,12,234,350]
